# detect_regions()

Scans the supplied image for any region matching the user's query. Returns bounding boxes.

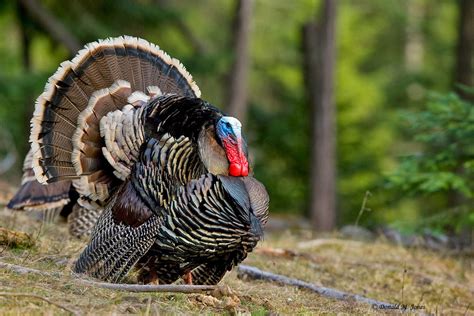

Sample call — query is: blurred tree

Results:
[226,0,254,124]
[303,0,337,231]
[404,0,424,72]
[454,0,473,101]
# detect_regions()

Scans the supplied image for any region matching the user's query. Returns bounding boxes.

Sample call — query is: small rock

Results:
[340,225,375,241]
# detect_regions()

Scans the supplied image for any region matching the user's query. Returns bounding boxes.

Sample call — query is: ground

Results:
[0,207,472,315]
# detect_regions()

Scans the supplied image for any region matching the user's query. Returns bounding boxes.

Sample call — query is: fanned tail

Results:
[30,35,201,188]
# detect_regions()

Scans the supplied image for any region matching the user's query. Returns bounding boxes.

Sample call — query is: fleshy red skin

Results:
[222,137,249,177]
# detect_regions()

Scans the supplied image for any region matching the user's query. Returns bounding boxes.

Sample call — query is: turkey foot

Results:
[139,268,160,285]
[182,271,193,284]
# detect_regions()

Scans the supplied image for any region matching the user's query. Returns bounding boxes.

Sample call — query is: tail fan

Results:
[31,35,201,190]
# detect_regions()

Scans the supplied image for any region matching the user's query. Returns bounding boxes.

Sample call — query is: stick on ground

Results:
[0,261,54,277]
[0,261,215,293]
[237,264,398,309]
[75,277,216,293]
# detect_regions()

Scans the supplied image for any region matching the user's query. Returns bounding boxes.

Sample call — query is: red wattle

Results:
[223,137,249,177]
[241,162,249,176]
[229,163,242,177]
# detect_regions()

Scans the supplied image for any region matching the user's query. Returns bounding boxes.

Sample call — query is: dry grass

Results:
[0,208,472,315]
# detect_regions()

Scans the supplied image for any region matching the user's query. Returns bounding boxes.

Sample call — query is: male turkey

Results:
[11,36,269,285]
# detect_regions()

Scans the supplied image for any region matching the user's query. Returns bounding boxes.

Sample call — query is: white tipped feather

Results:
[147,86,163,97]
[99,100,144,181]
[127,91,150,106]
[29,35,201,199]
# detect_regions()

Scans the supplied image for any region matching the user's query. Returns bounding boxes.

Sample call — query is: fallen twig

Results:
[237,264,398,309]
[0,261,55,277]
[75,277,216,293]
[0,261,215,293]
[0,292,80,315]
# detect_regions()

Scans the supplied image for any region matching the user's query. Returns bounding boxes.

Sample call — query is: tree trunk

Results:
[454,0,474,101]
[404,0,424,72]
[303,0,337,231]
[452,0,473,248]
[226,0,254,124]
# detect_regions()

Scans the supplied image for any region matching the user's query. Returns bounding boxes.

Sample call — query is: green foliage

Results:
[387,91,474,232]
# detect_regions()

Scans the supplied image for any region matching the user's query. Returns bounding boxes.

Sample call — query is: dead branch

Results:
[75,277,216,293]
[237,264,398,309]
[153,0,207,55]
[0,292,79,315]
[0,261,55,277]
[18,0,81,54]
[173,18,207,55]
[0,261,215,293]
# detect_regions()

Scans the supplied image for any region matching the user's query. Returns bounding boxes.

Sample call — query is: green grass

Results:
[0,208,472,315]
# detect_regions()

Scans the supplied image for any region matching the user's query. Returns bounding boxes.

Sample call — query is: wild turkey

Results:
[12,36,269,284]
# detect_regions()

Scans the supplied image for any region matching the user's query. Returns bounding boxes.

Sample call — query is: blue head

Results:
[215,116,248,176]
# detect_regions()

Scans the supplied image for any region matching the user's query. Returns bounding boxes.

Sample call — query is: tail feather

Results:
[7,180,71,211]
[31,36,201,185]
[7,149,72,212]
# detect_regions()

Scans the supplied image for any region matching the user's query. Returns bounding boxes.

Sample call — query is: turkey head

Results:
[198,116,249,177]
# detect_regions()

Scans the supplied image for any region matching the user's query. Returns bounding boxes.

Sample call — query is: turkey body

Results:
[9,36,269,284]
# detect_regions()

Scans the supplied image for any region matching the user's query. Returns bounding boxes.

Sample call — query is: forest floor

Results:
[0,205,473,315]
